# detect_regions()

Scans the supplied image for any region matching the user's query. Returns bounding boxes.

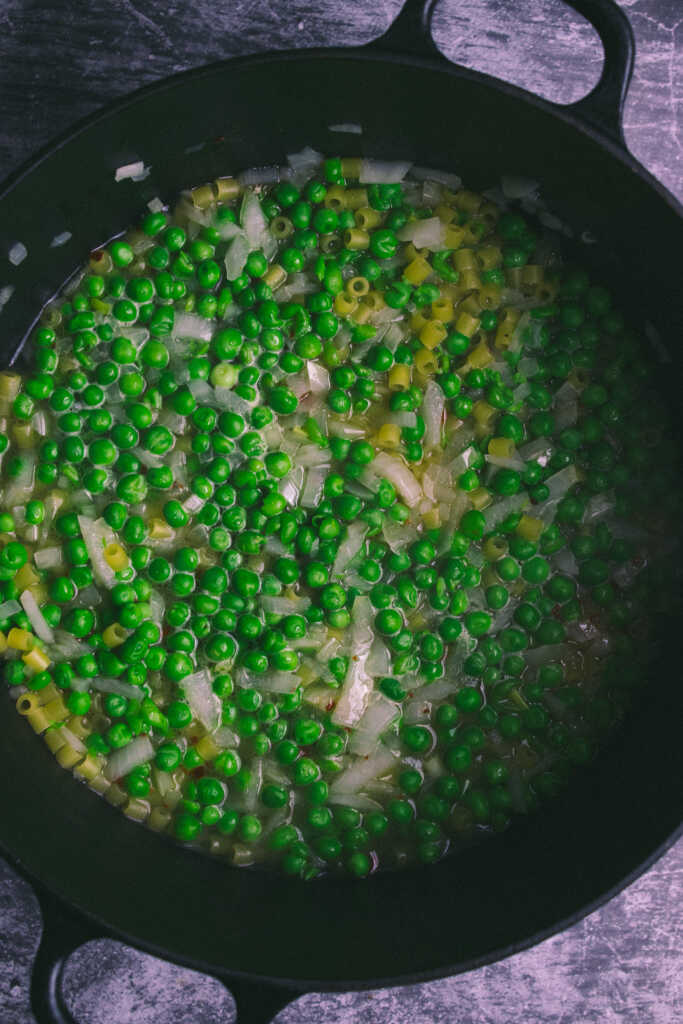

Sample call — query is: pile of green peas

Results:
[1,155,677,879]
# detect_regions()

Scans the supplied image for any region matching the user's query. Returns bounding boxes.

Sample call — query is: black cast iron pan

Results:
[0,2,681,1022]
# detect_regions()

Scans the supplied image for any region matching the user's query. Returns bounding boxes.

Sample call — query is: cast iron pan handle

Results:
[29,888,298,1024]
[30,889,101,1024]
[369,0,635,149]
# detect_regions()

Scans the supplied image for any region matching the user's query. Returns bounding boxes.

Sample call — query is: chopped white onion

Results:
[19,590,54,644]
[0,599,21,618]
[8,242,27,265]
[250,672,300,694]
[585,494,615,522]
[211,726,239,748]
[501,175,540,200]
[524,643,571,667]
[328,123,362,134]
[239,165,280,185]
[348,697,398,756]
[381,517,417,552]
[410,166,462,190]
[365,639,391,678]
[552,547,579,576]
[260,594,310,616]
[518,437,552,464]
[485,453,525,471]
[422,379,445,450]
[181,669,221,732]
[554,398,578,430]
[105,736,154,780]
[114,161,148,182]
[327,419,366,439]
[373,453,422,508]
[331,596,375,728]
[0,284,14,313]
[330,747,397,794]
[545,465,579,501]
[60,727,88,755]
[398,216,445,250]
[332,521,367,577]
[211,386,252,416]
[224,233,249,280]
[307,361,330,394]
[77,516,116,588]
[359,159,411,184]
[482,493,528,531]
[300,466,327,508]
[50,231,72,248]
[415,678,460,701]
[91,678,144,700]
[172,312,213,341]
[5,454,35,507]
[295,445,331,469]
[404,699,432,724]
[240,189,271,254]
[279,466,305,506]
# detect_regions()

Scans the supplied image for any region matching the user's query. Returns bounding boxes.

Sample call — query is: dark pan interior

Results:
[0,51,681,987]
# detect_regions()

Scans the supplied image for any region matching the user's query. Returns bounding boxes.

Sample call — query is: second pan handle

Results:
[367,0,635,149]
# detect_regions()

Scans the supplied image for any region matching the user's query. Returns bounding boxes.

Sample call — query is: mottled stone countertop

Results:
[0,1,681,1022]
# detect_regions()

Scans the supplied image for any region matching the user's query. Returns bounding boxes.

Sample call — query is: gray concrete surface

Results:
[0,1,681,1022]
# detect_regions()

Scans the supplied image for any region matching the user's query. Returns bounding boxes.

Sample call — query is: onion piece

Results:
[410,166,462,190]
[485,453,525,471]
[91,678,144,700]
[359,159,411,183]
[8,242,27,266]
[332,521,367,577]
[398,216,445,250]
[501,175,540,199]
[545,465,579,501]
[414,678,460,701]
[212,726,239,748]
[328,123,362,135]
[331,596,375,728]
[105,736,154,781]
[294,445,331,469]
[422,379,445,450]
[260,594,310,616]
[77,516,116,588]
[0,600,21,619]
[50,231,72,248]
[279,466,305,506]
[250,672,301,694]
[224,233,249,280]
[482,493,529,531]
[328,793,383,812]
[330,747,397,794]
[349,695,400,756]
[60,727,87,754]
[172,312,213,341]
[114,161,148,182]
[181,669,221,732]
[240,190,270,252]
[307,361,330,394]
[4,454,35,507]
[239,166,280,186]
[524,644,571,667]
[300,467,327,508]
[19,590,54,644]
[365,639,391,679]
[373,453,422,508]
[0,285,15,313]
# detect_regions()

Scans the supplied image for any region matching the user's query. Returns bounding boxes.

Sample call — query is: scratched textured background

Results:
[0,1,681,1022]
